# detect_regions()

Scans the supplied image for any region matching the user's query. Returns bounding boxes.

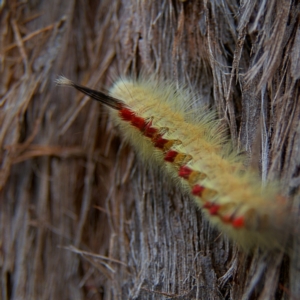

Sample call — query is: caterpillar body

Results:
[56,76,289,251]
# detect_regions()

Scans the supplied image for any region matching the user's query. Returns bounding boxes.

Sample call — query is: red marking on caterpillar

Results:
[119,108,135,121]
[145,127,157,138]
[56,76,291,251]
[178,166,193,179]
[203,202,219,215]
[208,204,221,215]
[144,125,158,138]
[164,150,179,162]
[153,136,168,148]
[232,216,245,228]
[221,215,244,228]
[192,185,205,197]
[131,115,147,130]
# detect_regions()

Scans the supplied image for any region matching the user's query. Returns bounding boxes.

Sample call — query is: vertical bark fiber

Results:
[1,1,300,299]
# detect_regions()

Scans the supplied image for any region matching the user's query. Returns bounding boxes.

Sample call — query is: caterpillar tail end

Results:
[56,77,125,110]
[55,76,74,87]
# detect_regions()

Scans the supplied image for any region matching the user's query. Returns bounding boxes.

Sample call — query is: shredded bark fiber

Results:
[0,1,300,299]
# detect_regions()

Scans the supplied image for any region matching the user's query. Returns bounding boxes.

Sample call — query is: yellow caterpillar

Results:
[56,76,289,251]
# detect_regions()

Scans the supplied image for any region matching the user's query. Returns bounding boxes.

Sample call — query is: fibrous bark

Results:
[1,1,299,299]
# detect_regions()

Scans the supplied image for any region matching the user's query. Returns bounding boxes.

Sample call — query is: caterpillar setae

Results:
[56,75,290,251]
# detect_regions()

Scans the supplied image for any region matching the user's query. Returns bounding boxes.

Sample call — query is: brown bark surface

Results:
[1,1,300,299]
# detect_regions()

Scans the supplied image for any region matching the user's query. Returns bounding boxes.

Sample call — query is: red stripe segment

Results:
[119,108,147,130]
[222,215,244,228]
[154,137,168,149]
[203,202,221,216]
[119,108,134,121]
[232,216,244,228]
[164,150,178,162]
[203,202,220,215]
[131,116,146,129]
[192,184,205,197]
[119,110,169,148]
[209,204,220,215]
[178,166,193,179]
[144,126,158,138]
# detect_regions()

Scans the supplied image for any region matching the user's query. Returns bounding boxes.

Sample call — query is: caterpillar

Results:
[56,75,290,251]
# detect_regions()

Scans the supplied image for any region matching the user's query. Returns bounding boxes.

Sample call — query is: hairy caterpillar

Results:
[56,76,289,251]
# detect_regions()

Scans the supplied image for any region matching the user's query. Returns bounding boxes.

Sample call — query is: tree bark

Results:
[1,1,299,299]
